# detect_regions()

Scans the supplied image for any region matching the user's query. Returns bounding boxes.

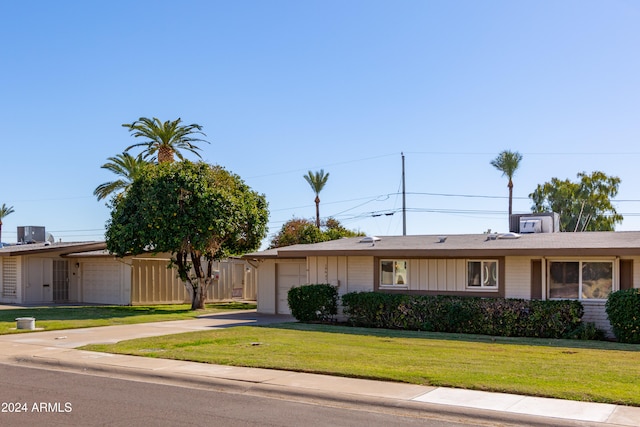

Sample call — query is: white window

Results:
[548,260,613,300]
[467,260,498,288]
[380,260,407,287]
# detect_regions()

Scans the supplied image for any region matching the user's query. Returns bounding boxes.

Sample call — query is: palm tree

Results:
[303,169,330,228]
[94,153,150,201]
[0,203,15,245]
[123,117,208,163]
[490,150,523,218]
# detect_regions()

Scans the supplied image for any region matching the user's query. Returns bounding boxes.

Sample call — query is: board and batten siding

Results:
[504,256,532,299]
[412,259,466,292]
[306,256,374,295]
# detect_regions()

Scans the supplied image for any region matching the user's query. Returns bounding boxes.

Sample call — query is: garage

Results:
[81,261,128,305]
[276,261,307,314]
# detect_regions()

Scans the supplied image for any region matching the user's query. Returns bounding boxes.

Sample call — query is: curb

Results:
[11,354,603,427]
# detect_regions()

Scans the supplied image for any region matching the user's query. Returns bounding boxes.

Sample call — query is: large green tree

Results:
[490,150,523,218]
[123,117,209,164]
[529,171,623,232]
[269,217,363,248]
[93,152,150,201]
[303,169,329,228]
[0,203,15,245]
[106,161,268,309]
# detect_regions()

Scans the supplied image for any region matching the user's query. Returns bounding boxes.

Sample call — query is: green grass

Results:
[0,302,256,334]
[82,322,640,406]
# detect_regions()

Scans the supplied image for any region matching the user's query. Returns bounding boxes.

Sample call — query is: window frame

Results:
[547,259,615,301]
[466,259,499,290]
[379,259,409,288]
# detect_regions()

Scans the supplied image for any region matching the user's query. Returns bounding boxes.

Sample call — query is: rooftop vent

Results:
[359,236,381,243]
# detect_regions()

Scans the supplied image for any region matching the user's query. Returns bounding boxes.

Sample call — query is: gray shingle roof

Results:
[246,231,640,258]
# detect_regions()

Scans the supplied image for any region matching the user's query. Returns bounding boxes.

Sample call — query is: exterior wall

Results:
[582,300,612,336]
[412,259,466,292]
[343,256,374,294]
[256,259,277,314]
[504,256,532,299]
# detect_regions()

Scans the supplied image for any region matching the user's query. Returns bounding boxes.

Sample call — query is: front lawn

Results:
[0,302,256,334]
[81,322,640,406]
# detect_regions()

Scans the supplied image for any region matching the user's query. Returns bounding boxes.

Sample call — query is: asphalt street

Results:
[0,364,491,427]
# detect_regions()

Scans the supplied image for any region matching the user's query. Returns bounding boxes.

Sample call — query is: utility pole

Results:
[402,152,406,236]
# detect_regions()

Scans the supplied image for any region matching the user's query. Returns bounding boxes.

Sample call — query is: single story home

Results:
[244,230,640,333]
[0,241,256,306]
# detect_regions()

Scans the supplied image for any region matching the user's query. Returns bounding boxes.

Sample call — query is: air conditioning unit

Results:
[17,226,46,244]
[520,219,542,234]
[510,213,559,233]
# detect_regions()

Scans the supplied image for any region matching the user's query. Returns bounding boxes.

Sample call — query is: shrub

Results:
[341,292,586,339]
[287,284,338,322]
[606,288,640,343]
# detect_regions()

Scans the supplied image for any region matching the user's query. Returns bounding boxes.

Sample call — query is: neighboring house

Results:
[244,229,640,333]
[0,241,256,306]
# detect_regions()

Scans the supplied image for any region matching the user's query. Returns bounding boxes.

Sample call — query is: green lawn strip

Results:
[0,302,256,334]
[81,323,640,407]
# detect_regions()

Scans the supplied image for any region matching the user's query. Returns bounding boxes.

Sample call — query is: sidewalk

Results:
[0,310,638,426]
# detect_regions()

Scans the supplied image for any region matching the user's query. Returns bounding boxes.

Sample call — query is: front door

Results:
[53,260,69,302]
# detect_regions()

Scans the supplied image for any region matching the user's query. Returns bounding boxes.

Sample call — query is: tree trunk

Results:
[190,279,208,310]
[507,179,514,218]
[315,195,321,228]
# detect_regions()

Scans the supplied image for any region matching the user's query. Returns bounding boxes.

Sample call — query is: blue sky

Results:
[1,1,640,247]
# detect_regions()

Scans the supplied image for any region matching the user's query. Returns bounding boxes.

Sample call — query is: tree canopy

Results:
[490,150,523,218]
[303,169,330,227]
[93,152,150,202]
[0,203,15,244]
[529,171,622,232]
[105,161,268,309]
[269,217,363,248]
[123,117,209,163]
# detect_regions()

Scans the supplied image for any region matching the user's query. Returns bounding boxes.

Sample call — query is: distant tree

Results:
[123,117,209,164]
[529,171,623,231]
[93,152,151,202]
[269,217,363,248]
[490,150,523,218]
[106,161,268,309]
[303,169,330,228]
[0,203,15,244]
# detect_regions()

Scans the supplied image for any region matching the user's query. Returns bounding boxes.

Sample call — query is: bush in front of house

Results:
[606,288,640,343]
[341,292,585,339]
[287,283,338,322]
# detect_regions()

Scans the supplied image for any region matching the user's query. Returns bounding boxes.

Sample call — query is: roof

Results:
[0,241,107,257]
[245,231,640,259]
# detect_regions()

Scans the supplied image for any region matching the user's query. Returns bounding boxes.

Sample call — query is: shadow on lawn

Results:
[0,302,256,323]
[263,321,640,352]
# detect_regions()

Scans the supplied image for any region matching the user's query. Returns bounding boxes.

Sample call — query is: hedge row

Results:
[606,288,640,344]
[340,292,584,339]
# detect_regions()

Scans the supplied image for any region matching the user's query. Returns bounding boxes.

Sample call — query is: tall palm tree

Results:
[93,153,150,201]
[490,150,523,218]
[304,169,330,228]
[123,117,208,163]
[0,203,15,245]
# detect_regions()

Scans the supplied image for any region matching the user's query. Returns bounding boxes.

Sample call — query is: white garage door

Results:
[82,262,125,305]
[277,262,306,315]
